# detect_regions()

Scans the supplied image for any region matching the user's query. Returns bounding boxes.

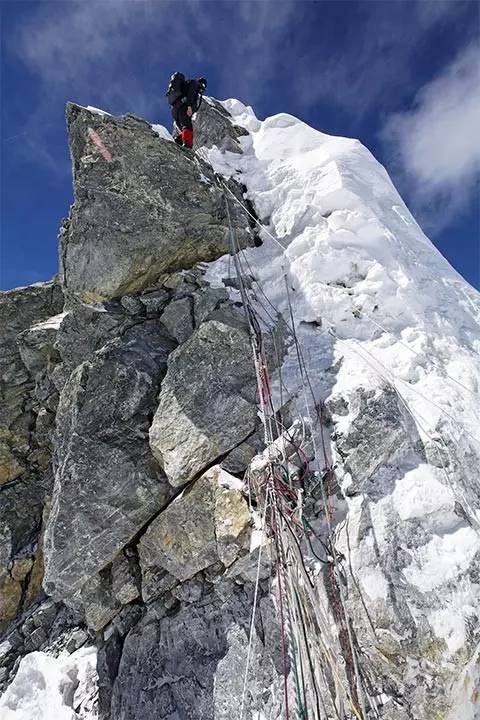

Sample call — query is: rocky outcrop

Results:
[61,104,252,302]
[0,282,62,487]
[3,93,478,720]
[43,321,175,600]
[193,98,248,153]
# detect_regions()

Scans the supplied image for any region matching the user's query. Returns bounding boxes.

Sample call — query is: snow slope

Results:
[200,98,480,716]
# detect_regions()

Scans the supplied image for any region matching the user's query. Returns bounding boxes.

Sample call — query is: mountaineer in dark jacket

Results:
[166,73,207,149]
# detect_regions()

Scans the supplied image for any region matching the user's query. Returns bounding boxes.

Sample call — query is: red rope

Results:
[271,490,291,720]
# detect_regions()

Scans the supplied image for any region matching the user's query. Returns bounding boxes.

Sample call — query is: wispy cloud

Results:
[381,42,480,233]
[11,1,176,116]
[5,0,297,171]
[292,0,474,120]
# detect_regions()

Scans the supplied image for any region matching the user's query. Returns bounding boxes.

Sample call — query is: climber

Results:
[166,73,207,149]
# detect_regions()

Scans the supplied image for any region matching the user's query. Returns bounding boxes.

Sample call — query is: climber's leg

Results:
[176,105,194,149]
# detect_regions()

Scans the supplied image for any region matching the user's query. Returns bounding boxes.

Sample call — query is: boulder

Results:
[138,466,250,585]
[149,307,258,486]
[81,550,141,632]
[43,321,175,600]
[61,104,251,301]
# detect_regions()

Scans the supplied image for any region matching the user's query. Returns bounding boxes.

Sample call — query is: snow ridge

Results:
[202,99,480,716]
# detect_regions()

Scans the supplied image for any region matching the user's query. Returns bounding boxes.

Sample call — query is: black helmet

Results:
[198,77,207,90]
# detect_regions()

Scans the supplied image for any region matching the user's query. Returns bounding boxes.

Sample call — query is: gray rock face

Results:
[332,385,424,494]
[61,103,251,301]
[193,98,248,153]
[149,307,258,486]
[109,585,281,720]
[43,321,175,600]
[81,550,140,631]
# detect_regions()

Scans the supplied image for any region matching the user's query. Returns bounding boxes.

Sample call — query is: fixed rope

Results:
[223,187,373,719]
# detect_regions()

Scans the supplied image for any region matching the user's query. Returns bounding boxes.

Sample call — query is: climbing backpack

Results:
[166,72,186,106]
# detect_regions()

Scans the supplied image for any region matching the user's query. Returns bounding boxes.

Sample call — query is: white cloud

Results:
[382,42,480,232]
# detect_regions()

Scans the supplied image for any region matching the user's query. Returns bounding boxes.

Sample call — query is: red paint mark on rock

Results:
[88,127,113,162]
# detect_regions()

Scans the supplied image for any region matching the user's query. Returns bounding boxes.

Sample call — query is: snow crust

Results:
[200,99,480,686]
[0,647,97,720]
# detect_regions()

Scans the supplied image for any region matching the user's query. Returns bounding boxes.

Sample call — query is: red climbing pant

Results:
[180,128,193,148]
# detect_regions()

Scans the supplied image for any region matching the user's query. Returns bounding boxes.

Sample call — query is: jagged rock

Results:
[43,321,176,600]
[0,284,63,616]
[0,281,63,486]
[111,550,141,606]
[28,626,47,650]
[81,572,122,632]
[138,287,170,316]
[140,566,177,605]
[50,302,128,392]
[0,576,22,627]
[149,307,257,486]
[171,575,205,605]
[109,585,279,720]
[215,478,251,567]
[120,295,146,317]
[226,545,272,584]
[220,421,265,474]
[192,285,229,325]
[16,313,63,376]
[10,557,33,582]
[194,98,248,153]
[32,599,57,630]
[80,548,141,631]
[332,385,423,494]
[61,103,251,301]
[159,296,194,344]
[65,628,88,653]
[138,466,250,586]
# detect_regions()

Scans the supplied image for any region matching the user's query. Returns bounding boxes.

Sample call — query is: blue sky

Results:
[1,0,479,290]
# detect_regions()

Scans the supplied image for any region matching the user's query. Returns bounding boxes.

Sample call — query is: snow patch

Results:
[31,312,69,331]
[0,647,98,720]
[392,464,455,522]
[85,105,110,118]
[429,586,477,654]
[217,468,245,491]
